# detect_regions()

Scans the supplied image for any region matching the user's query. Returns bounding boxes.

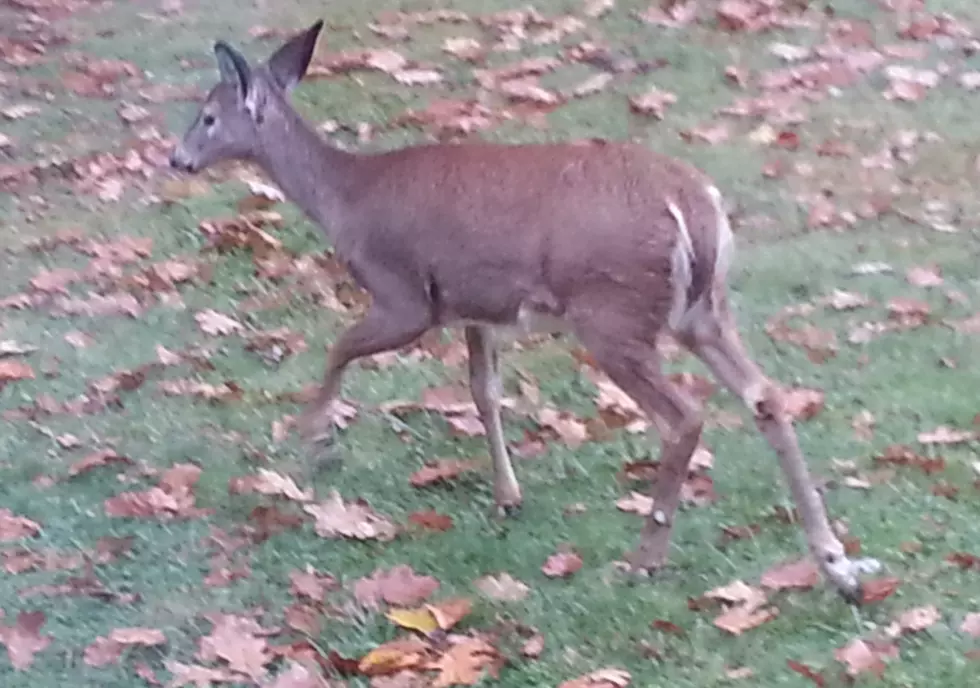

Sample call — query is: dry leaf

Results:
[760,558,820,591]
[428,637,502,688]
[409,459,481,487]
[195,309,244,336]
[834,639,896,678]
[229,469,313,502]
[629,87,676,119]
[521,633,545,658]
[782,388,825,422]
[354,565,440,609]
[197,613,271,680]
[474,572,530,602]
[303,490,397,541]
[0,610,51,670]
[885,605,941,638]
[541,549,583,578]
[861,577,901,604]
[0,360,35,385]
[918,425,975,445]
[960,612,980,637]
[0,509,41,542]
[289,566,338,602]
[906,265,943,288]
[615,491,653,516]
[407,510,453,532]
[559,667,631,687]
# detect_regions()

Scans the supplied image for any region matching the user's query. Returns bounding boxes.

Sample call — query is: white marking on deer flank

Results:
[666,200,694,330]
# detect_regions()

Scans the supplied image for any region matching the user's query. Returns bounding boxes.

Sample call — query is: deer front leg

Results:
[681,298,880,602]
[465,326,522,516]
[300,305,429,451]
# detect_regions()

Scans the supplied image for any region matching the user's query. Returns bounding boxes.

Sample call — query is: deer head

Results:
[169,19,324,173]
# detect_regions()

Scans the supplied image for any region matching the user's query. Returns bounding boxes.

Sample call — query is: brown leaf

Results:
[304,490,397,541]
[353,565,440,609]
[629,86,676,119]
[197,613,271,680]
[521,632,545,658]
[559,667,631,687]
[786,660,825,687]
[68,449,133,477]
[570,73,614,98]
[906,265,943,288]
[409,459,481,487]
[474,572,530,602]
[358,636,431,677]
[615,491,653,516]
[765,319,837,363]
[861,577,901,604]
[195,308,244,336]
[887,297,930,328]
[541,549,583,578]
[535,406,589,447]
[0,360,35,385]
[407,510,453,532]
[834,638,897,678]
[84,636,123,667]
[428,637,502,688]
[443,37,483,61]
[713,603,779,635]
[885,605,941,638]
[852,410,876,441]
[960,612,980,637]
[0,610,51,670]
[289,566,337,602]
[760,558,821,591]
[497,77,560,105]
[0,509,41,542]
[782,387,825,422]
[264,661,331,688]
[229,469,313,502]
[164,660,239,687]
[918,425,975,445]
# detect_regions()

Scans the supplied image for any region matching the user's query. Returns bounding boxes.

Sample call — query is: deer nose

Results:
[169,147,194,173]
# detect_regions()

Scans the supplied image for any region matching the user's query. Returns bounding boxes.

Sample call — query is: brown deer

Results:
[170,20,878,600]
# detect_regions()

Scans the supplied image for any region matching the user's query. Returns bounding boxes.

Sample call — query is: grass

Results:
[1,0,979,685]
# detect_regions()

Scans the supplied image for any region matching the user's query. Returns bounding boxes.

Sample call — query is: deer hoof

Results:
[494,503,523,519]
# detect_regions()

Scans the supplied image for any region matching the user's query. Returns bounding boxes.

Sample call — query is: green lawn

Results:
[1,0,979,686]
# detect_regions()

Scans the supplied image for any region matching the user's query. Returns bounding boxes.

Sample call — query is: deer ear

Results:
[214,41,252,101]
[266,19,323,92]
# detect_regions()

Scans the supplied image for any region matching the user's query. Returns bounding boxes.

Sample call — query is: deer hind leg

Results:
[679,293,879,601]
[300,304,429,449]
[465,326,522,515]
[582,332,704,573]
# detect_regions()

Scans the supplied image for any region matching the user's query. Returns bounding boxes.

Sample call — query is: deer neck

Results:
[252,105,356,241]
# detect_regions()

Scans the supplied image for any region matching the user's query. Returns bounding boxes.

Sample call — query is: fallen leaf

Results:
[852,410,876,441]
[570,72,614,98]
[541,549,583,578]
[443,37,483,61]
[535,406,589,447]
[0,360,35,386]
[906,265,943,288]
[195,309,244,336]
[165,660,239,687]
[786,659,825,686]
[782,388,825,422]
[615,491,653,516]
[629,86,676,119]
[354,565,440,609]
[428,637,502,688]
[834,639,896,678]
[0,509,41,542]
[760,558,821,591]
[229,469,313,502]
[960,612,980,637]
[474,572,530,602]
[68,449,133,477]
[303,490,397,541]
[263,661,330,688]
[197,613,271,680]
[407,510,453,532]
[559,667,631,687]
[289,566,337,602]
[521,632,545,658]
[885,605,940,638]
[0,610,51,670]
[918,425,975,445]
[861,577,901,604]
[358,636,431,677]
[409,459,481,487]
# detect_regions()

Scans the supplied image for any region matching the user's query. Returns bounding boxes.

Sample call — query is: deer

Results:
[169,19,879,601]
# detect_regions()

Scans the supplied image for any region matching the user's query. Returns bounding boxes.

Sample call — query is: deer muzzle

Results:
[169,145,197,173]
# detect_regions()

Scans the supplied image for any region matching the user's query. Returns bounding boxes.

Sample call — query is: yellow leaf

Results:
[358,637,429,676]
[386,607,439,634]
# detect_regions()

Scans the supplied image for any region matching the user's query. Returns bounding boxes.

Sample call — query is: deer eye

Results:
[202,113,216,127]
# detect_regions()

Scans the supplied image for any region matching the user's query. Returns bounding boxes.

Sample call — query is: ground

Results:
[1,0,979,686]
